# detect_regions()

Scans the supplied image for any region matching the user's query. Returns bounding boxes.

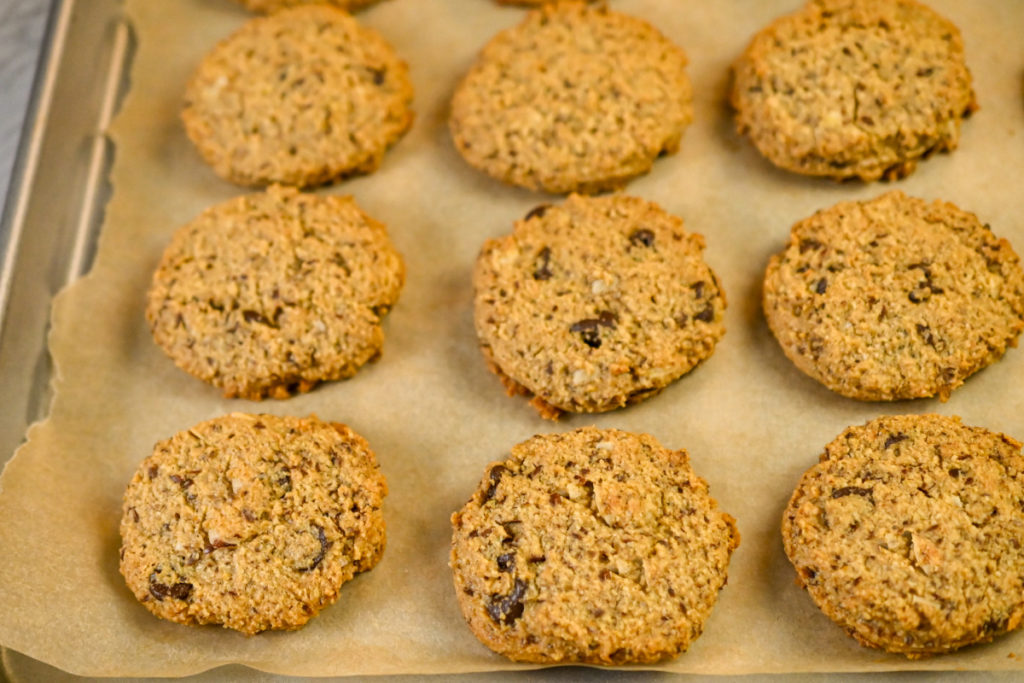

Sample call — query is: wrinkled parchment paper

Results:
[1,0,1024,677]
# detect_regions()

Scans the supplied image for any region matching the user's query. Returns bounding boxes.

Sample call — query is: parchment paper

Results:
[1,0,1024,677]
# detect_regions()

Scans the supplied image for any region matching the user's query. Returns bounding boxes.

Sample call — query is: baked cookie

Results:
[119,413,387,634]
[451,427,739,663]
[146,185,405,399]
[731,0,977,181]
[183,5,413,187]
[783,413,1024,657]
[474,194,726,419]
[763,191,1024,401]
[450,2,692,194]
[232,0,380,13]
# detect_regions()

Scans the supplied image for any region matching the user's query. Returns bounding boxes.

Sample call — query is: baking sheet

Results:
[1,0,1023,677]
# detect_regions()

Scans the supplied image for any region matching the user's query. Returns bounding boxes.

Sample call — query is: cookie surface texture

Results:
[450,427,739,663]
[183,5,413,187]
[783,413,1024,657]
[146,185,405,399]
[474,194,726,419]
[731,0,976,180]
[450,2,692,194]
[763,190,1024,401]
[119,413,388,634]
[233,0,380,13]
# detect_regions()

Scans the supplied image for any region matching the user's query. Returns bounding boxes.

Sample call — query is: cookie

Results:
[474,194,725,419]
[119,413,387,634]
[763,190,1024,401]
[450,2,692,194]
[146,185,405,399]
[450,427,739,664]
[232,0,380,13]
[183,5,413,187]
[783,413,1024,657]
[731,0,977,181]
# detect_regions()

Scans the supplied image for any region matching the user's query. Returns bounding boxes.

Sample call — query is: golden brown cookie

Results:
[474,194,726,419]
[119,413,387,635]
[763,191,1024,401]
[183,5,413,187]
[783,413,1024,657]
[146,186,405,400]
[450,426,739,664]
[232,0,380,13]
[731,0,977,181]
[450,2,692,194]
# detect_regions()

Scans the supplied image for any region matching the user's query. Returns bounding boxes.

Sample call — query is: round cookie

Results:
[450,426,739,664]
[731,0,977,181]
[146,185,405,400]
[232,0,380,13]
[763,191,1024,401]
[474,194,726,419]
[783,413,1024,657]
[119,413,388,634]
[450,2,692,194]
[183,5,413,187]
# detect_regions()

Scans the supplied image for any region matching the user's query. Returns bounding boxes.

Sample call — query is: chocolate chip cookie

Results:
[474,194,726,419]
[763,191,1024,401]
[451,426,739,663]
[450,2,692,194]
[119,413,388,634]
[183,5,413,187]
[783,413,1024,657]
[146,185,405,399]
[731,0,977,181]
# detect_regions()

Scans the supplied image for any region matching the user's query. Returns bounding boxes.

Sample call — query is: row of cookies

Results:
[182,0,979,193]
[145,186,1024,414]
[119,410,1024,661]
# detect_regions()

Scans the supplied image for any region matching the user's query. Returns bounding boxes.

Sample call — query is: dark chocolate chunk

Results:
[496,553,515,573]
[799,238,823,254]
[815,278,828,294]
[693,304,714,323]
[831,486,873,500]
[533,246,553,281]
[296,524,331,572]
[884,433,908,449]
[629,229,655,248]
[570,311,618,348]
[691,281,705,299]
[525,204,551,221]
[483,465,508,502]
[149,571,193,602]
[487,578,527,625]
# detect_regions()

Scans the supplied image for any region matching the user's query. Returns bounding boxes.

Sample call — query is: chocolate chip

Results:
[815,278,827,294]
[948,468,961,478]
[149,572,192,602]
[629,229,655,248]
[691,281,705,299]
[533,246,552,281]
[524,204,550,221]
[798,238,823,254]
[884,433,908,449]
[917,66,935,77]
[692,303,715,323]
[483,465,507,502]
[831,486,873,500]
[496,553,515,573]
[369,67,386,85]
[487,578,527,625]
[570,311,618,348]
[297,524,331,572]
[147,465,159,479]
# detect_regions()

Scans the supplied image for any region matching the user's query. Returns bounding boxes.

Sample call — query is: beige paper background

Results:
[1,0,1024,677]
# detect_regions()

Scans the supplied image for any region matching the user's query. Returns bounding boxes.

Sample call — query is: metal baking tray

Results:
[0,1,1019,681]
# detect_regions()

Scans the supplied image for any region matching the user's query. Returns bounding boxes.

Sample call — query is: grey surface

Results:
[0,0,50,221]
